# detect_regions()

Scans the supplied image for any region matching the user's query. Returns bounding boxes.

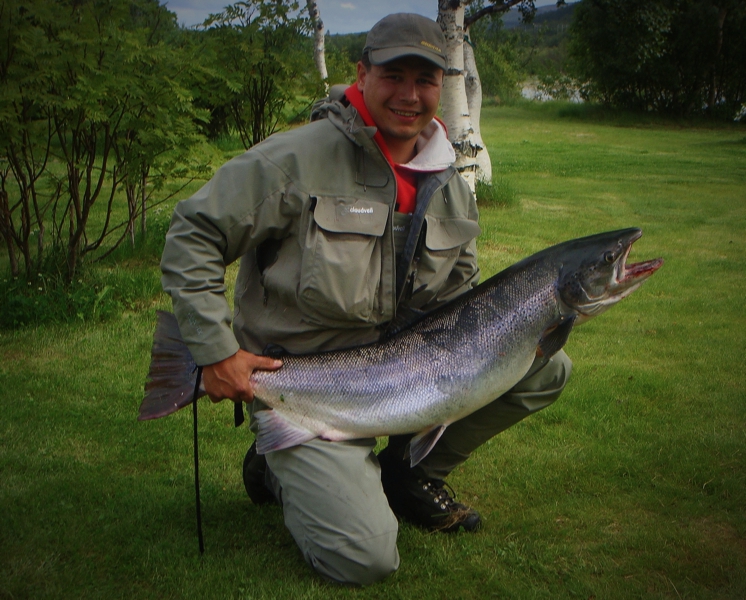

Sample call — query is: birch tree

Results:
[306,0,328,83]
[438,0,541,188]
[439,1,478,190]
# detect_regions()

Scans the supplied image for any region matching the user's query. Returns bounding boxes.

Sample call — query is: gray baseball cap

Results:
[364,13,447,70]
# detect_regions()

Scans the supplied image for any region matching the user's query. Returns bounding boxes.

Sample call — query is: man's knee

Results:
[505,350,573,411]
[303,530,400,586]
[518,350,572,392]
[265,438,399,585]
[540,349,572,393]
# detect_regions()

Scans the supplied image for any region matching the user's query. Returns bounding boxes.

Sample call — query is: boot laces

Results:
[421,479,458,511]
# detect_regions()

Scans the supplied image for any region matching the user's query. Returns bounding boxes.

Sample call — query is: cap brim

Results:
[368,46,446,70]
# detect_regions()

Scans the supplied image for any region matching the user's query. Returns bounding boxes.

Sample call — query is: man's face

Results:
[356,56,444,161]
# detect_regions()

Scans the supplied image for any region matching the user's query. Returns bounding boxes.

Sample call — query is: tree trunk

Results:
[67,208,78,283]
[140,169,147,238]
[0,188,20,277]
[19,189,32,280]
[36,223,45,270]
[463,24,492,182]
[306,1,328,83]
[439,0,532,186]
[438,0,480,192]
[126,183,136,248]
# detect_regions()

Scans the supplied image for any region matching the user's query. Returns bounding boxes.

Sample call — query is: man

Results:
[161,13,571,585]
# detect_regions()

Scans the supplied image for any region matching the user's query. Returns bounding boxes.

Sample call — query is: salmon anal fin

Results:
[407,425,447,467]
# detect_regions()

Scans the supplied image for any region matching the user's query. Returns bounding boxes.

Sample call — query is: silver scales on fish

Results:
[139,228,663,466]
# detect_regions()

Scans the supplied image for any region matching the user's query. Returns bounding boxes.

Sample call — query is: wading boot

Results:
[377,444,481,533]
[242,442,277,505]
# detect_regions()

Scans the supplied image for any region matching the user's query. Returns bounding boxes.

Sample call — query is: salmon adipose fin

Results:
[139,311,204,421]
[407,425,447,467]
[253,409,318,454]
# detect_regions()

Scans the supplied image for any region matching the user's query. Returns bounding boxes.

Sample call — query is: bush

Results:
[0,225,167,330]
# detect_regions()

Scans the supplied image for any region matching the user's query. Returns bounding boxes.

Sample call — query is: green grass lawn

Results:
[2,104,745,599]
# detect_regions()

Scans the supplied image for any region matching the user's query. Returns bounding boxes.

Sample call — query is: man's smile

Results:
[391,108,420,117]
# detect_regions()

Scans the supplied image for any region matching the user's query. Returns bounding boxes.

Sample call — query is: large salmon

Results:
[140,228,662,465]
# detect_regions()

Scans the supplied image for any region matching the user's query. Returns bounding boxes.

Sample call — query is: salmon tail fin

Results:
[407,425,447,467]
[139,311,204,421]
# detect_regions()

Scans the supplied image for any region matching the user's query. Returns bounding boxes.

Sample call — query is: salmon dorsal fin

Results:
[407,425,447,467]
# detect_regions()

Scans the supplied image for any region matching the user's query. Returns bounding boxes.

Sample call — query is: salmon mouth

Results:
[615,232,664,294]
[621,257,664,282]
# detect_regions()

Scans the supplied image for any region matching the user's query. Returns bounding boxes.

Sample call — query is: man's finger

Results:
[253,356,283,371]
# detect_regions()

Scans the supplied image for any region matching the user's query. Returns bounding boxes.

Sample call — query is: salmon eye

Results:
[604,251,615,264]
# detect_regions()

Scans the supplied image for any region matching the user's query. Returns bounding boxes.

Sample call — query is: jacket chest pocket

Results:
[298,195,389,326]
[409,215,481,306]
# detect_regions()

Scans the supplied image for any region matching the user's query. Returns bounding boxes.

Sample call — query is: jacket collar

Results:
[404,118,456,173]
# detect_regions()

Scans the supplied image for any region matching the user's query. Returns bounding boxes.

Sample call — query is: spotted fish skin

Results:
[140,228,662,465]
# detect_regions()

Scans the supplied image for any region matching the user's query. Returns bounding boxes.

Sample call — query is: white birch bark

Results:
[306,0,327,83]
[438,1,478,191]
[463,25,492,182]
[461,0,536,183]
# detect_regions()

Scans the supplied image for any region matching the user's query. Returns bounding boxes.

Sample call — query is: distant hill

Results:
[502,2,577,29]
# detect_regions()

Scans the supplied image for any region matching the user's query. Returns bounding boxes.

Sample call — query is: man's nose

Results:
[398,77,418,103]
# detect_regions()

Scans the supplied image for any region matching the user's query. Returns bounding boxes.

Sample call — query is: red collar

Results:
[344,84,396,165]
[343,85,418,213]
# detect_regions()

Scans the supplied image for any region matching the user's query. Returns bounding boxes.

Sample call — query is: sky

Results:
[165,0,559,35]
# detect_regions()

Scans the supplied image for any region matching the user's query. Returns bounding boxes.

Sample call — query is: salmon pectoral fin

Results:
[407,425,447,467]
[254,409,317,454]
[538,314,576,359]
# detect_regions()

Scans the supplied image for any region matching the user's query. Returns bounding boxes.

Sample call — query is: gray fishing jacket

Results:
[161,96,481,366]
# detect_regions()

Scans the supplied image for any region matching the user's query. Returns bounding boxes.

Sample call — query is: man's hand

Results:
[202,349,283,404]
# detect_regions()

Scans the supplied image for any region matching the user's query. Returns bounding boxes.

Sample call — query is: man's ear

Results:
[356,61,367,91]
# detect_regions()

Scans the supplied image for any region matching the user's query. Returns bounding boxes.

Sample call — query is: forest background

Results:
[2,0,744,315]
